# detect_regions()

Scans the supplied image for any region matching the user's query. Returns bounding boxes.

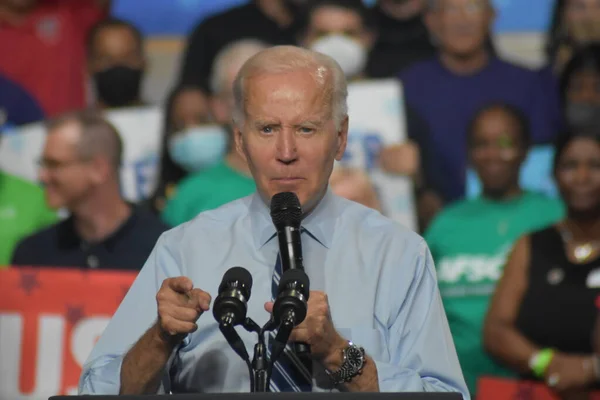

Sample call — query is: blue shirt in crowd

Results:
[400,56,558,203]
[0,74,44,132]
[79,190,469,397]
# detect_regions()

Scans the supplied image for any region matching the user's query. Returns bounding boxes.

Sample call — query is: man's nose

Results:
[276,128,298,164]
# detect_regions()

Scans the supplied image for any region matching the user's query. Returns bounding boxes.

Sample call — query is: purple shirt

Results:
[400,56,558,202]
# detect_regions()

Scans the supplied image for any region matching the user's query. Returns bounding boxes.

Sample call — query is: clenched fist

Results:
[156,277,211,342]
[265,291,346,362]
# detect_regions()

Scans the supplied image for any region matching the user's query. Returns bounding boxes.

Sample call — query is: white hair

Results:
[232,45,348,130]
[209,39,269,95]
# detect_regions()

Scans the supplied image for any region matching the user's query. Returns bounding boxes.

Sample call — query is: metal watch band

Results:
[326,342,365,386]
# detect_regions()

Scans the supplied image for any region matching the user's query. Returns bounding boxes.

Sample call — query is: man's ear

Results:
[334,116,349,161]
[234,125,247,162]
[89,155,110,185]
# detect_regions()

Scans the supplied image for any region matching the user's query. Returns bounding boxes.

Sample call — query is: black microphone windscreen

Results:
[219,266,253,297]
[278,268,310,297]
[270,192,302,227]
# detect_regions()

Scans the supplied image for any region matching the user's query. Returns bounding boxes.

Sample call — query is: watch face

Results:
[346,346,364,368]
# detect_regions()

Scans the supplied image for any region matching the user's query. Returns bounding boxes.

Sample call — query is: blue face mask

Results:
[168,125,228,172]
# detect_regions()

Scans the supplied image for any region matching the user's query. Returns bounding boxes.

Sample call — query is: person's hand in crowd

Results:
[378,141,420,177]
[544,352,596,394]
[329,167,382,212]
[156,276,211,342]
[264,291,347,361]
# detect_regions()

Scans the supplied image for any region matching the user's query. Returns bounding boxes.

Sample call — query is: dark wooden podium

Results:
[50,393,464,400]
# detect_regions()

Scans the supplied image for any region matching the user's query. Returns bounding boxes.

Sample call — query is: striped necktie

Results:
[268,252,313,392]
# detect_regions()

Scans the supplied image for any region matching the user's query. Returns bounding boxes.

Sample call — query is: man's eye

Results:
[300,127,314,134]
[261,126,273,134]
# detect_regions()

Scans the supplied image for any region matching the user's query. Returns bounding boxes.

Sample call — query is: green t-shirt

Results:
[424,191,565,395]
[162,161,256,226]
[0,172,57,267]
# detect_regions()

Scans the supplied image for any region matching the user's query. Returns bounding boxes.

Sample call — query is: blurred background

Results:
[3,0,600,399]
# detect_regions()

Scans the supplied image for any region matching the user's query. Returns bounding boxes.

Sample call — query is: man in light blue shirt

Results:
[79,45,468,397]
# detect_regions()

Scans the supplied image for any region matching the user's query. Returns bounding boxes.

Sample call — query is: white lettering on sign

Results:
[437,247,511,285]
[0,313,110,400]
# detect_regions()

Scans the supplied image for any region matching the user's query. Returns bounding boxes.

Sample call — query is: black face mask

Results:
[93,65,143,108]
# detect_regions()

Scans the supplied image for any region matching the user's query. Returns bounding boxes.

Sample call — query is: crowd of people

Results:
[2,0,600,398]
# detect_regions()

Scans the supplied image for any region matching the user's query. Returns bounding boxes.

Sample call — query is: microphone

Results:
[270,192,311,356]
[213,266,253,328]
[213,267,253,363]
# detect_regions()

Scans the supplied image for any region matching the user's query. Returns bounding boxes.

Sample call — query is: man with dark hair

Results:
[11,110,168,270]
[366,0,436,78]
[87,17,146,109]
[179,0,304,93]
[0,0,110,116]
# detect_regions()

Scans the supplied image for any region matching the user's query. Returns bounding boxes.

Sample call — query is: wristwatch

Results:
[326,341,366,385]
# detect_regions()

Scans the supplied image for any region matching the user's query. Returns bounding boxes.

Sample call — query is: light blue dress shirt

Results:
[79,190,469,398]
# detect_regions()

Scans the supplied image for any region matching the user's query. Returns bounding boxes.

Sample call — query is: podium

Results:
[50,394,463,399]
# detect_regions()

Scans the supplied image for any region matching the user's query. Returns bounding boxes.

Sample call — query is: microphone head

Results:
[278,268,310,298]
[218,266,253,298]
[270,192,302,228]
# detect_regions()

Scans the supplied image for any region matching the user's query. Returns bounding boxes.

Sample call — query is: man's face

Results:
[88,26,144,74]
[39,122,98,210]
[235,69,348,211]
[303,6,372,49]
[426,0,493,57]
[211,65,243,126]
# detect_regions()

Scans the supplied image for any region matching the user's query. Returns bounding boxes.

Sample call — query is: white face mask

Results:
[310,34,368,79]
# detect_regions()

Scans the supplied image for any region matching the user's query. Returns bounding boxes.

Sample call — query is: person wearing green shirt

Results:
[0,171,57,266]
[424,103,565,395]
[162,40,268,226]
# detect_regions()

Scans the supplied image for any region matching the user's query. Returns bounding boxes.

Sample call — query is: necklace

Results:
[558,223,600,263]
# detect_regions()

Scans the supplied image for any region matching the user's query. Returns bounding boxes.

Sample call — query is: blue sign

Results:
[466,144,559,199]
[112,0,554,37]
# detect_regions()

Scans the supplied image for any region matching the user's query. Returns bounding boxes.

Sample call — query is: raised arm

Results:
[120,277,211,394]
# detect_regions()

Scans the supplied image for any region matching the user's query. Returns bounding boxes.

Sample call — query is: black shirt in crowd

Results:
[179,2,299,92]
[11,206,169,270]
[516,226,600,382]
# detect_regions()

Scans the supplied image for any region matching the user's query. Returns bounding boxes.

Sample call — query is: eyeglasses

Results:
[37,158,87,170]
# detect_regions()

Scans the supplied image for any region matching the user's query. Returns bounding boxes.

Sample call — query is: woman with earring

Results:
[484,131,600,398]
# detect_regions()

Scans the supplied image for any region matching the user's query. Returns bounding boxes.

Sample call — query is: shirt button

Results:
[87,255,99,269]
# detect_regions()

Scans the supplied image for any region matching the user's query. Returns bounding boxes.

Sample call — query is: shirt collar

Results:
[249,188,337,250]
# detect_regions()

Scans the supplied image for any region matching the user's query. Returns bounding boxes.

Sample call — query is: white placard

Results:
[342,79,416,231]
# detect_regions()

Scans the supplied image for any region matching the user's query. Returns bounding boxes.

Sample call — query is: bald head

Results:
[232,45,348,129]
[47,110,123,172]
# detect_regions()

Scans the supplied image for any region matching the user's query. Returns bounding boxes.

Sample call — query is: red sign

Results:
[0,267,137,399]
[478,376,600,400]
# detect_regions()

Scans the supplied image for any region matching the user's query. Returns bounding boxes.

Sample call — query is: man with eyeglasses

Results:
[11,110,168,270]
[400,0,559,207]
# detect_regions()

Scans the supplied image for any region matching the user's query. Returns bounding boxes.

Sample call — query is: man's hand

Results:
[156,277,211,342]
[378,142,420,176]
[265,291,347,363]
